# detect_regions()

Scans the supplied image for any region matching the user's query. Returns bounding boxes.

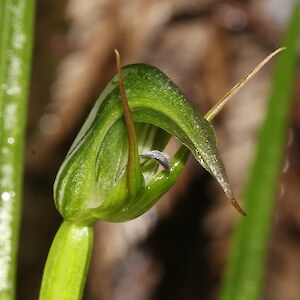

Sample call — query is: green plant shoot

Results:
[40,48,283,300]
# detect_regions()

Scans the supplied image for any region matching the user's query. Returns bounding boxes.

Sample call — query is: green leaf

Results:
[0,0,35,298]
[219,4,300,300]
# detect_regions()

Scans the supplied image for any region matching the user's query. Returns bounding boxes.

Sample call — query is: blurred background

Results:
[19,0,300,299]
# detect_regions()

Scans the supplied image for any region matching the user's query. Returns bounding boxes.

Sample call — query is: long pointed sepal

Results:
[205,48,286,122]
[115,50,144,197]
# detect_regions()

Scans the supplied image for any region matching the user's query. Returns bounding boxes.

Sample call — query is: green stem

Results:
[0,0,35,298]
[39,221,94,300]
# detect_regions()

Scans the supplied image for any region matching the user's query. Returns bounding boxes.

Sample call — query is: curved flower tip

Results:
[219,173,246,216]
[231,196,246,216]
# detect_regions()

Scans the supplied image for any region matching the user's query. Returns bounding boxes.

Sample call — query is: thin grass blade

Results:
[220,4,300,300]
[0,1,35,298]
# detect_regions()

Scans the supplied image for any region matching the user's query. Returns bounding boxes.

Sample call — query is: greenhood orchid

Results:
[40,48,284,300]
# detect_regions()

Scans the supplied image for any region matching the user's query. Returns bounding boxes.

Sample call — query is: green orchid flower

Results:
[40,49,283,300]
[54,50,246,224]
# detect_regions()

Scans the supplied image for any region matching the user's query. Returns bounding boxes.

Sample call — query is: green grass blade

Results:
[219,5,300,300]
[0,0,35,298]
